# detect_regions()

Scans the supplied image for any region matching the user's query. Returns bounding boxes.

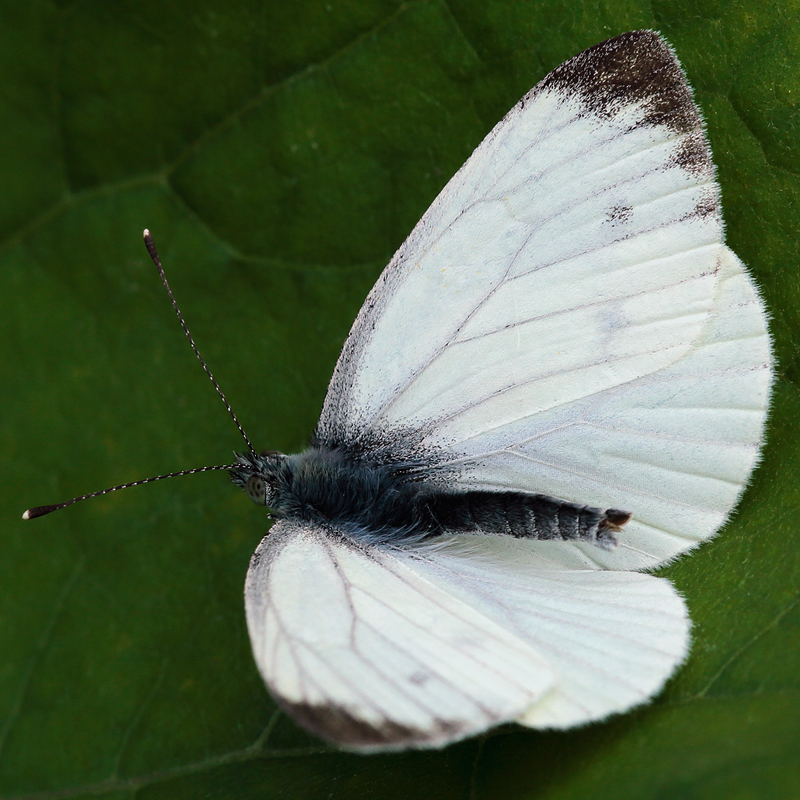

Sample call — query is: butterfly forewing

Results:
[318,31,722,445]
[245,520,556,751]
[245,523,691,745]
[315,30,771,571]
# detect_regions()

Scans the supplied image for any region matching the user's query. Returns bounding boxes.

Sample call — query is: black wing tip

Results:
[281,700,469,752]
[540,29,702,136]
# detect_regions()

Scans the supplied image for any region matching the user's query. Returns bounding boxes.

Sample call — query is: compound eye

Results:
[246,475,268,505]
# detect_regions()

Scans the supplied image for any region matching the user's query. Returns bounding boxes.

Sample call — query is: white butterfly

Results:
[233,30,773,751]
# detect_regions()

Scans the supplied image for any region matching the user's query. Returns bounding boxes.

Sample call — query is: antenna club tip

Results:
[143,230,158,262]
[22,505,57,520]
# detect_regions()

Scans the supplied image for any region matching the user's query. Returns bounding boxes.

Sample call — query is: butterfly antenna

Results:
[143,229,256,456]
[22,465,237,520]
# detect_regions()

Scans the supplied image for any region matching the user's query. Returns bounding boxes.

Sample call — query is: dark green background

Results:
[1,1,798,798]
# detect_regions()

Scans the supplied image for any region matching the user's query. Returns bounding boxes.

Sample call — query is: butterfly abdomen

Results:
[268,446,627,548]
[422,491,628,549]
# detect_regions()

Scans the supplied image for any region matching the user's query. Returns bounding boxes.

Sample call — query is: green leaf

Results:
[1,1,797,798]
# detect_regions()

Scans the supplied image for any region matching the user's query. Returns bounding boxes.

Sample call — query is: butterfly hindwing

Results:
[398,537,690,728]
[447,246,772,571]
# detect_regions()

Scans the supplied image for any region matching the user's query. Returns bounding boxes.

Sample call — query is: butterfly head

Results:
[230,450,286,507]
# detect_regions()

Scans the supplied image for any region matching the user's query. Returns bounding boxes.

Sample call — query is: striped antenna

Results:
[23,465,235,519]
[23,230,254,520]
[143,229,256,456]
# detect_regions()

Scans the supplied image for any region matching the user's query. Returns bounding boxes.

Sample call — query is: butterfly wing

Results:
[244,519,556,751]
[444,246,772,571]
[318,30,722,442]
[245,522,690,747]
[316,31,772,569]
[400,537,689,729]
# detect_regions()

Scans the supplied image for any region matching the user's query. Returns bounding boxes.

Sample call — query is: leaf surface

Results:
[1,1,797,798]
